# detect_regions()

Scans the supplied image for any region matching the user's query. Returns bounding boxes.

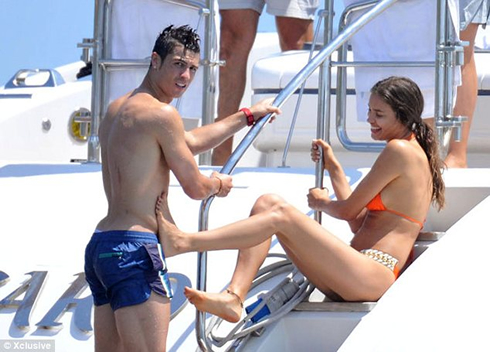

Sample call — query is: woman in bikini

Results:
[155,76,445,322]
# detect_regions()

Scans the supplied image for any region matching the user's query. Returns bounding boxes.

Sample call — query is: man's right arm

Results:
[154,104,232,199]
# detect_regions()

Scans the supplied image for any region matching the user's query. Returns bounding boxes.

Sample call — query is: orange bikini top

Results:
[366,193,424,229]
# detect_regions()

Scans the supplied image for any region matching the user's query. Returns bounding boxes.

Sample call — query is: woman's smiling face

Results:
[367,93,408,141]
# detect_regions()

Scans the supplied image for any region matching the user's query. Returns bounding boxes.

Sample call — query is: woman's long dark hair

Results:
[371,76,445,210]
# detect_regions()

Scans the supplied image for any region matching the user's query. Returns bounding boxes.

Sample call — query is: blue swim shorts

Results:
[84,230,173,311]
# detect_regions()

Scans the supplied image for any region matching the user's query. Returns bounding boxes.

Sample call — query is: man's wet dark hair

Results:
[151,25,200,68]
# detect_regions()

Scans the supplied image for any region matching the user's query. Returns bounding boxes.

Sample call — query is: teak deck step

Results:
[294,301,376,312]
[416,231,446,241]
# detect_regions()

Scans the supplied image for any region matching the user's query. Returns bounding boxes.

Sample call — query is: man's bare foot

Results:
[155,193,185,257]
[184,286,243,323]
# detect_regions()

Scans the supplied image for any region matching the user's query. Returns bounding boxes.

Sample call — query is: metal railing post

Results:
[314,1,335,223]
[198,0,220,165]
[434,0,466,155]
[87,0,105,163]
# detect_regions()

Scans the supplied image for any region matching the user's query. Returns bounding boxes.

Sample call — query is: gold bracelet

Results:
[213,176,222,196]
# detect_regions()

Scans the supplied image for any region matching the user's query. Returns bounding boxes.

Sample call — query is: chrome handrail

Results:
[335,0,391,152]
[281,9,328,168]
[196,0,400,350]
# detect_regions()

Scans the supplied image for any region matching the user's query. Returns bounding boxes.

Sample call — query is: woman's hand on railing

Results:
[307,187,331,212]
[311,139,340,172]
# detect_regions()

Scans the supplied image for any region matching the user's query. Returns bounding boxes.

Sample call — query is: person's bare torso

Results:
[350,139,433,268]
[96,90,171,234]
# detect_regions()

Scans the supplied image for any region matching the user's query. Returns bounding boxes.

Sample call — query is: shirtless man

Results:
[83,25,280,352]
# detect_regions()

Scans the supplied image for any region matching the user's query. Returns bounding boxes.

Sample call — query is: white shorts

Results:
[459,0,490,30]
[218,0,319,20]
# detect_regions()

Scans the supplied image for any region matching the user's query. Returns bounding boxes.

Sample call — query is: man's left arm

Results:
[185,98,281,155]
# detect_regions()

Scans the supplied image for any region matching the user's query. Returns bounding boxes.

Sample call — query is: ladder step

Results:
[416,231,446,241]
[294,301,376,312]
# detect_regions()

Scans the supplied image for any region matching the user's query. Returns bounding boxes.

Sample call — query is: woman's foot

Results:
[155,192,185,257]
[184,286,243,323]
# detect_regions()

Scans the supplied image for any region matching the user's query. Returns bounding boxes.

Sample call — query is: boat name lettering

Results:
[0,271,9,286]
[0,270,190,335]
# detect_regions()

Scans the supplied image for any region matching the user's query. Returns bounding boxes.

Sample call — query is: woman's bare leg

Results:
[156,194,395,308]
[155,194,278,254]
[184,240,271,323]
[269,197,395,301]
[156,193,271,322]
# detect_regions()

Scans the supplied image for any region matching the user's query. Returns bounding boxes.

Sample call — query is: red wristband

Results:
[240,107,255,126]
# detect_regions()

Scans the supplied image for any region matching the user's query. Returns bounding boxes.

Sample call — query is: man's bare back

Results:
[95,37,279,243]
[96,90,173,234]
[95,38,226,236]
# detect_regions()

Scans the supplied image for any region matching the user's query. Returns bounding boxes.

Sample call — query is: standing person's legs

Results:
[275,16,314,51]
[212,9,260,165]
[93,305,123,352]
[445,23,480,168]
[93,294,170,352]
[114,294,171,352]
[270,0,317,50]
